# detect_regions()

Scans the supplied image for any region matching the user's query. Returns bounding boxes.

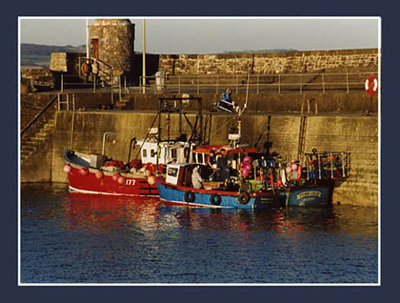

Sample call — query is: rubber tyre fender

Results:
[210,194,222,206]
[184,191,195,203]
[238,192,250,205]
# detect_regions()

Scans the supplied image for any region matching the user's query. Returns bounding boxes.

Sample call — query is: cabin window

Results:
[197,153,203,164]
[151,149,155,157]
[142,149,147,158]
[167,167,178,177]
[171,148,177,159]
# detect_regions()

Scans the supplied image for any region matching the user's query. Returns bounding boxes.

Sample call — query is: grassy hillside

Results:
[21,43,85,68]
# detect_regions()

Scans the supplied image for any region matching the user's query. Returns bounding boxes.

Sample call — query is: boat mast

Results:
[236,72,250,139]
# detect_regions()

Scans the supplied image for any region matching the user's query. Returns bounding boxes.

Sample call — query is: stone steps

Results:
[21,119,56,164]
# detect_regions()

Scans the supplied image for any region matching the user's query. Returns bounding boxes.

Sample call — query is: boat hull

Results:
[66,165,158,197]
[285,182,334,206]
[156,179,283,209]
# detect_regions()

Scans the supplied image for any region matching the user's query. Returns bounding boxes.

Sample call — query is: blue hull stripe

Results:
[287,187,331,206]
[157,182,254,209]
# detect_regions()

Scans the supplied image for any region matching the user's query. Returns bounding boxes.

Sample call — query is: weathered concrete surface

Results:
[48,111,378,206]
[305,116,378,206]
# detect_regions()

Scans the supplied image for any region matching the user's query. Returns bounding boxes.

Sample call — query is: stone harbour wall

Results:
[159,49,379,75]
[47,111,378,206]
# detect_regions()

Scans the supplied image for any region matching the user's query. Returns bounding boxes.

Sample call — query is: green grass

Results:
[21,54,50,68]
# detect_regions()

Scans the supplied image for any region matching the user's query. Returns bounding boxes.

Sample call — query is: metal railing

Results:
[140,71,378,95]
[60,73,129,97]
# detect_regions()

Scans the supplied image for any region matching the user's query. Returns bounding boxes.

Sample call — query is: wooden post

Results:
[278,74,281,94]
[300,74,302,94]
[61,74,64,93]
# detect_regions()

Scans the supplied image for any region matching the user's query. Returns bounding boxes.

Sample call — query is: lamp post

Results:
[142,19,146,94]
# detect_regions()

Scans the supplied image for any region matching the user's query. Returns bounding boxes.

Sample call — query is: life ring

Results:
[184,191,195,203]
[210,194,222,206]
[238,192,250,205]
[365,77,378,92]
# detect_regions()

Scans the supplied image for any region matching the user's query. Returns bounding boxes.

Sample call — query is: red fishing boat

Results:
[63,96,205,197]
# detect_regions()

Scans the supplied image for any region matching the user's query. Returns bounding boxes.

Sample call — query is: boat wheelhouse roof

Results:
[193,145,258,155]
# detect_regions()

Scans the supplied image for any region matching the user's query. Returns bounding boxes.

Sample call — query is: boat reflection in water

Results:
[63,192,377,240]
[21,183,377,284]
[63,193,161,232]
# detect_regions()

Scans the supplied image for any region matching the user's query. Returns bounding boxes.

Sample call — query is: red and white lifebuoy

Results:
[365,76,378,96]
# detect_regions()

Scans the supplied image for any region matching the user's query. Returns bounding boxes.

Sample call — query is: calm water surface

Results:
[20,183,378,284]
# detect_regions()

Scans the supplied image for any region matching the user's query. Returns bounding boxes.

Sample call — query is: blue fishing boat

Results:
[156,162,284,209]
[283,182,334,206]
[153,93,351,209]
[282,151,350,206]
[155,147,350,209]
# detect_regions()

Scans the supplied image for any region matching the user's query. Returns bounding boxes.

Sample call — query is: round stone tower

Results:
[89,19,135,75]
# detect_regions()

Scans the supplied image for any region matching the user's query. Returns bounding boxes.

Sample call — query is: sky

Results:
[19,17,380,54]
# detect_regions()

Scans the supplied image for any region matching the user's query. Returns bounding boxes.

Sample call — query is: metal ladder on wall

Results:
[58,93,76,111]
[298,115,307,164]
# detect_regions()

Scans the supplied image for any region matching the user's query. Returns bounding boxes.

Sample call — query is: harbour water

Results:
[20,183,378,284]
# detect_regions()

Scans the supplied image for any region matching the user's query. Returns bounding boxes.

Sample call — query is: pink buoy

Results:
[244,163,252,171]
[286,166,292,174]
[243,156,252,163]
[112,173,120,181]
[63,164,72,173]
[147,175,156,185]
[117,176,126,185]
[79,167,89,176]
[241,168,250,178]
[291,164,298,171]
[95,170,104,179]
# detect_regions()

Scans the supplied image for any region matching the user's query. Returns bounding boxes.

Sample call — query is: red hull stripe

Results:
[159,198,233,209]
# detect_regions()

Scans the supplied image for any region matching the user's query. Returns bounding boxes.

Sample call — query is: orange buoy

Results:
[79,167,89,176]
[63,164,72,173]
[117,176,126,185]
[147,175,156,185]
[112,173,120,181]
[95,170,104,179]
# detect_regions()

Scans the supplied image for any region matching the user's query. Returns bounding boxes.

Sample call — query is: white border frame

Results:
[18,16,382,287]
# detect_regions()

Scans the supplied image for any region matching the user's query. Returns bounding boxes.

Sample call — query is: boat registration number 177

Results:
[126,179,136,186]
